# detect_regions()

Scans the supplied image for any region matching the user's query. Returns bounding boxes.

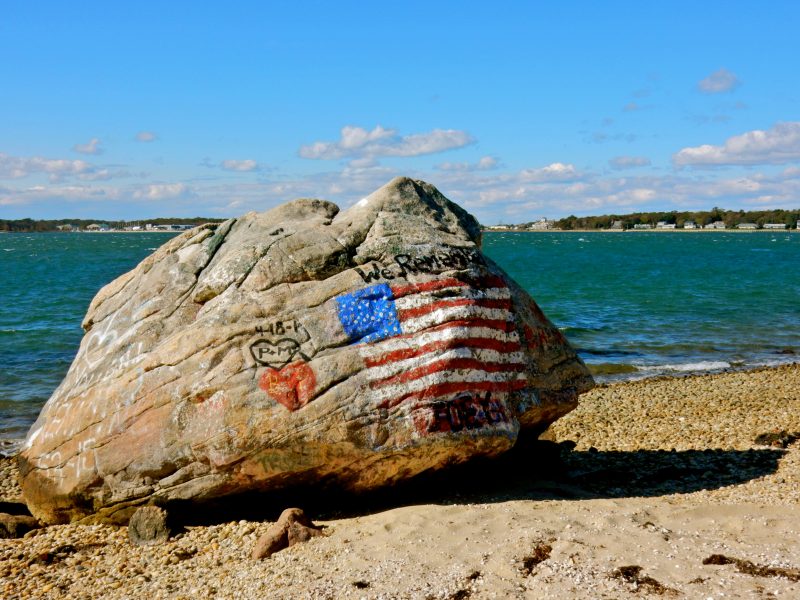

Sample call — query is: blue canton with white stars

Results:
[336,283,402,344]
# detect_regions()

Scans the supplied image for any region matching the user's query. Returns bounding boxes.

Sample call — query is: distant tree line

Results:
[555,208,800,230]
[0,217,226,232]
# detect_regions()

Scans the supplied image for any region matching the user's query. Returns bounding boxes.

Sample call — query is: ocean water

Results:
[484,231,800,379]
[0,233,175,453]
[1,230,798,452]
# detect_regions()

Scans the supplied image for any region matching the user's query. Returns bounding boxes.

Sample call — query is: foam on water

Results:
[639,360,732,372]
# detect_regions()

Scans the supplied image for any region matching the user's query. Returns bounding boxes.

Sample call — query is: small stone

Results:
[252,527,287,560]
[128,506,170,546]
[252,508,324,559]
[287,521,324,545]
[276,507,314,529]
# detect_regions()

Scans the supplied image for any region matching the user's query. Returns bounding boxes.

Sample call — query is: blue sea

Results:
[1,230,799,453]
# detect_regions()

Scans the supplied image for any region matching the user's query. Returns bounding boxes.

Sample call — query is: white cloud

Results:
[339,125,395,150]
[221,159,259,172]
[782,166,800,177]
[698,68,740,94]
[132,183,192,200]
[436,156,498,172]
[606,187,657,204]
[135,131,158,142]
[0,182,123,206]
[77,169,114,181]
[4,165,800,221]
[73,137,103,155]
[6,141,800,222]
[0,152,134,184]
[519,162,581,182]
[673,122,800,166]
[299,125,474,160]
[609,156,651,169]
[347,157,379,168]
[0,152,95,181]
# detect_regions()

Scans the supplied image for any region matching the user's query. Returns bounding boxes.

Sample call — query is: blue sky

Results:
[2,1,800,223]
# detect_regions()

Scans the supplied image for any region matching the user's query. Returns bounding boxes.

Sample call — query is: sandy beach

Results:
[2,364,799,599]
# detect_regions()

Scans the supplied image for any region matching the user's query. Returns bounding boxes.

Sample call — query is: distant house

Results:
[656,221,676,229]
[527,218,554,230]
[737,223,758,230]
[85,223,102,231]
[704,221,726,229]
[56,224,73,231]
[610,220,624,230]
[764,223,787,229]
[633,223,653,230]
[684,221,697,229]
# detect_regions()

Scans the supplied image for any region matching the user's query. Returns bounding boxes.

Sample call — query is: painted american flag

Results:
[335,275,529,415]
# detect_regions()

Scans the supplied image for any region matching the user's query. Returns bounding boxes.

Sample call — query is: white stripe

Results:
[368,369,527,404]
[365,347,526,382]
[394,287,511,311]
[402,306,512,334]
[359,325,520,358]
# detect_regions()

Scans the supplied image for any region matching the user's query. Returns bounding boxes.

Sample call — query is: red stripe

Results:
[390,275,508,299]
[378,379,528,409]
[390,278,467,298]
[364,337,522,368]
[397,297,513,321]
[371,358,524,389]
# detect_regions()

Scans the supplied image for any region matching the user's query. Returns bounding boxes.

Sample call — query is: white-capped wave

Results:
[0,438,22,458]
[638,361,731,373]
[749,357,799,369]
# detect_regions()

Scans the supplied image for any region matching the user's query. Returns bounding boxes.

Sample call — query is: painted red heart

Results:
[259,361,316,411]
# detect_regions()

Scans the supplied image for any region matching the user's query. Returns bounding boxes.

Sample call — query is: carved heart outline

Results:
[249,338,301,368]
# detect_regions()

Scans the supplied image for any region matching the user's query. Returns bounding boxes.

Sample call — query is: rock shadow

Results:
[171,439,787,526]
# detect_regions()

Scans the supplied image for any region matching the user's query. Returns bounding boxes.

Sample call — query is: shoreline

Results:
[6,228,799,235]
[483,228,800,233]
[589,357,799,382]
[2,364,799,598]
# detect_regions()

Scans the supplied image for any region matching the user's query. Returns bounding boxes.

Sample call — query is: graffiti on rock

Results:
[259,361,317,411]
[249,319,312,368]
[336,275,527,410]
[354,246,484,284]
[412,391,510,435]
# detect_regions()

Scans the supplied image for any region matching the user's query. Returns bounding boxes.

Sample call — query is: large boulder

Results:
[18,177,593,524]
